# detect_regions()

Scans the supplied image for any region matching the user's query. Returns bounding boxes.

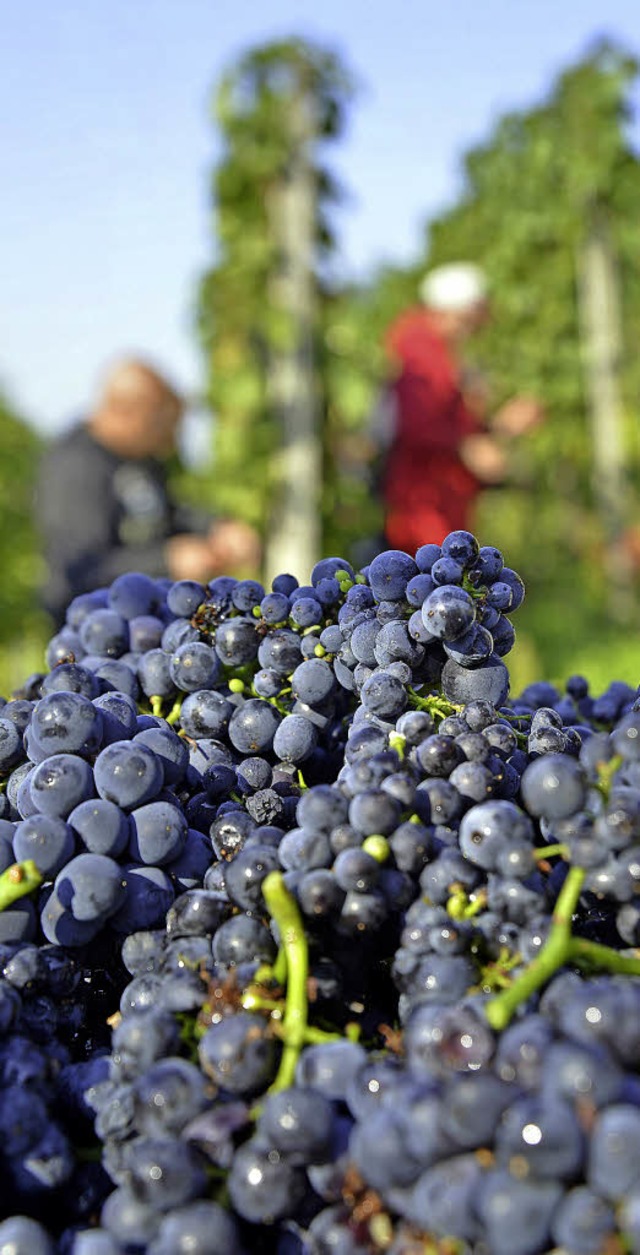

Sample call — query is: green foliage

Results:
[420,39,640,683]
[193,34,640,685]
[427,41,640,414]
[196,38,355,543]
[0,392,48,696]
[196,39,418,562]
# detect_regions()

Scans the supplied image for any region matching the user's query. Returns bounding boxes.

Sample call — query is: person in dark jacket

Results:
[36,356,260,625]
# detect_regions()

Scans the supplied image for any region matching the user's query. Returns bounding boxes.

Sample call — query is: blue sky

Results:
[2,0,639,435]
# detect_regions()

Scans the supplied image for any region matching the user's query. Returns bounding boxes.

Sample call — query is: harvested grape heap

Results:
[1,530,640,1255]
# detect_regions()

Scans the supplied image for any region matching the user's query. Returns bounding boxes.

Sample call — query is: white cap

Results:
[419,262,488,311]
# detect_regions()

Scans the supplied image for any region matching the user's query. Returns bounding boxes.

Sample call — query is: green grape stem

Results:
[273,1022,344,1046]
[388,731,406,760]
[165,698,183,726]
[568,936,640,977]
[407,688,462,721]
[534,843,570,860]
[241,991,284,1015]
[484,866,640,1025]
[261,870,310,1092]
[593,754,624,801]
[484,865,586,1030]
[0,860,43,911]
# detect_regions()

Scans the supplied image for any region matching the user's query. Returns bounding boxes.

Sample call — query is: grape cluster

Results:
[1,532,640,1252]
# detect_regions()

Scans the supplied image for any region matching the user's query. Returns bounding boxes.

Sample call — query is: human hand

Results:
[460,433,507,484]
[164,534,219,583]
[207,519,262,575]
[492,396,545,438]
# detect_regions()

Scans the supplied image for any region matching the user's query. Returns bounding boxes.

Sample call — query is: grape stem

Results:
[0,860,43,911]
[165,698,183,726]
[388,731,406,760]
[485,859,640,1031]
[484,865,586,1030]
[407,688,462,721]
[261,870,310,1092]
[534,843,569,860]
[593,754,623,801]
[568,936,640,977]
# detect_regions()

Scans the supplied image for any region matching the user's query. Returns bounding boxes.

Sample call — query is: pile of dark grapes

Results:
[1,529,640,1253]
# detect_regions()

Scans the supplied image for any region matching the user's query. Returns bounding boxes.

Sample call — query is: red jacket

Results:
[381,307,483,552]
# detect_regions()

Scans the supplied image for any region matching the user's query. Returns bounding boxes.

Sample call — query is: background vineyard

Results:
[3,38,640,696]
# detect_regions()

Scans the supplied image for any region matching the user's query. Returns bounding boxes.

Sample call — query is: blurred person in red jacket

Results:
[379,262,544,553]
